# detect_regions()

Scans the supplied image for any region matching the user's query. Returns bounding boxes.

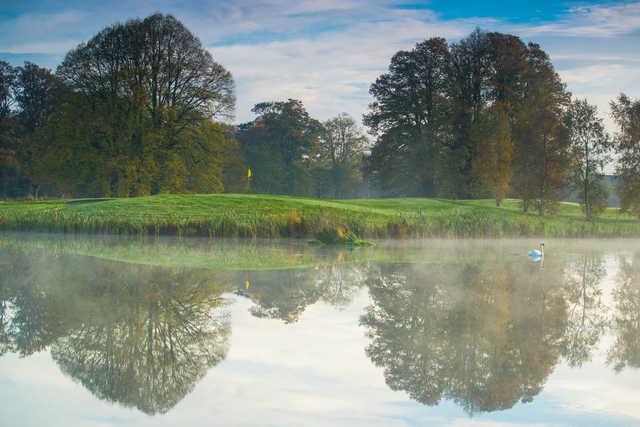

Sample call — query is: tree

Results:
[511,43,571,215]
[364,37,451,196]
[610,94,640,217]
[0,61,19,198]
[14,63,62,133]
[0,61,15,122]
[566,99,610,219]
[442,29,493,197]
[13,63,65,197]
[57,14,234,125]
[471,104,512,205]
[485,32,528,107]
[364,30,568,204]
[238,99,322,195]
[219,124,248,193]
[27,14,236,197]
[318,113,368,198]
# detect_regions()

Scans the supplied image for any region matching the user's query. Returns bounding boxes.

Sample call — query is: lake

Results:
[0,233,639,426]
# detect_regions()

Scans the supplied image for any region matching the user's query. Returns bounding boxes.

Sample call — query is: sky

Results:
[1,0,639,131]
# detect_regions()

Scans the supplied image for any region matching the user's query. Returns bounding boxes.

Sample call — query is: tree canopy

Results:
[0,18,634,218]
[611,94,640,217]
[364,30,576,215]
[1,14,240,198]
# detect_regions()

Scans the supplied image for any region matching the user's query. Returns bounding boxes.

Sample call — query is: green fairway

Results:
[0,194,639,238]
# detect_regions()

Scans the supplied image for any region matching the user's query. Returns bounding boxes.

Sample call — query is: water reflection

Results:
[1,238,640,420]
[560,253,607,367]
[0,248,230,414]
[609,253,640,371]
[361,259,567,413]
[235,265,367,323]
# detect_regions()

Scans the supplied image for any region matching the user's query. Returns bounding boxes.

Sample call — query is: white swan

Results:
[528,243,544,261]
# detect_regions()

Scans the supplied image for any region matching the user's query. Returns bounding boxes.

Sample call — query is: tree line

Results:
[365,29,640,218]
[0,13,368,200]
[1,14,639,218]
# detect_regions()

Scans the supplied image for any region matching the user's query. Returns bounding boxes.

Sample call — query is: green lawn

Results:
[0,194,638,238]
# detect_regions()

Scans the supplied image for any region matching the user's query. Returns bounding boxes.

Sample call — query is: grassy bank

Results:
[1,194,639,238]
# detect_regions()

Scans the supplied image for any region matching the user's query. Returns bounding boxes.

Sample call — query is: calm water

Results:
[1,233,639,427]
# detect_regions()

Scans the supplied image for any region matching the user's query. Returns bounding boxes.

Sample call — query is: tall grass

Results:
[1,194,639,238]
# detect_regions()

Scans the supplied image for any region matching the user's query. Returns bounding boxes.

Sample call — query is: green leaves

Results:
[566,98,611,219]
[238,99,322,196]
[364,30,571,204]
[611,94,640,217]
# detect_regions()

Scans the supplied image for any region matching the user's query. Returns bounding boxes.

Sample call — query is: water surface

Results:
[1,234,639,426]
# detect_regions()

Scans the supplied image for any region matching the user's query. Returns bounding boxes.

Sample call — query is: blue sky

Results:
[1,0,639,130]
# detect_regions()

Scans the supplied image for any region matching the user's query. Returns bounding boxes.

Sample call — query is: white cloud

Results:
[211,14,494,124]
[558,63,640,132]
[0,10,86,52]
[551,53,640,63]
[1,1,638,135]
[209,5,639,133]
[514,2,640,37]
[1,41,79,54]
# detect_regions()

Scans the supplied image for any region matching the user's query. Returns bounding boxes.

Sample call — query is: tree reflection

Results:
[0,251,13,356]
[0,248,231,414]
[608,253,640,371]
[0,293,10,357]
[313,264,368,308]
[361,259,568,413]
[560,253,607,367]
[236,269,322,323]
[1,241,629,417]
[235,264,367,323]
[0,247,73,356]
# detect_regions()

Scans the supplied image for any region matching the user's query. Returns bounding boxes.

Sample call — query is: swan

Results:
[528,243,544,261]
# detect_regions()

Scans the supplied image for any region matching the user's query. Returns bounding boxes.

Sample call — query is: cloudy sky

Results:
[1,0,639,130]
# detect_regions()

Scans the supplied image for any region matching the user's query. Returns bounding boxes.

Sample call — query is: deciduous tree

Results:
[611,93,640,217]
[471,104,512,206]
[318,113,368,198]
[511,43,571,215]
[238,99,322,195]
[364,37,450,196]
[29,14,237,197]
[566,99,610,219]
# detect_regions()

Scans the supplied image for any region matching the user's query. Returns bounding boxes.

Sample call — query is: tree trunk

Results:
[539,133,548,216]
[584,139,590,220]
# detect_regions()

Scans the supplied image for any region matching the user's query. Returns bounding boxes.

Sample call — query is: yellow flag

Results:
[247,168,252,178]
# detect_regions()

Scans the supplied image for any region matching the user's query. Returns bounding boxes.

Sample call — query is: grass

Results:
[1,194,639,238]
